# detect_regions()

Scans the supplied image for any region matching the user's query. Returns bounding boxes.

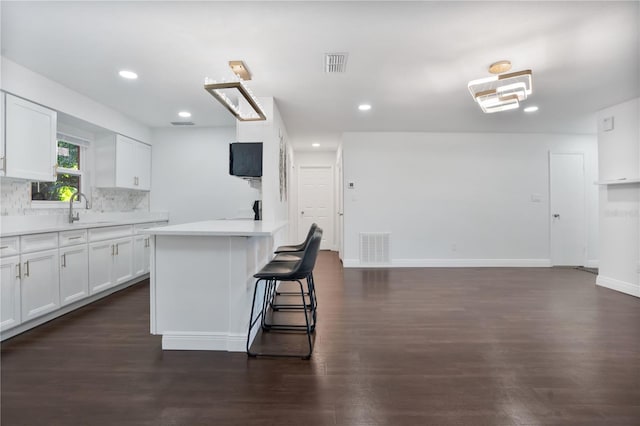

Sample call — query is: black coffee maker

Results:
[252,200,262,220]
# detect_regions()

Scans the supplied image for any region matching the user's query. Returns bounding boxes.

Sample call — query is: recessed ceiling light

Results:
[312,143,321,147]
[119,70,138,80]
[178,111,192,118]
[524,106,539,113]
[358,104,372,111]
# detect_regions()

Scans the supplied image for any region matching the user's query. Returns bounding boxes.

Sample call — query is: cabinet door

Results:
[133,235,146,277]
[21,249,60,321]
[89,241,114,294]
[60,245,89,306]
[112,237,133,285]
[135,142,152,190]
[5,94,57,181]
[0,256,21,331]
[115,135,136,189]
[1,92,5,176]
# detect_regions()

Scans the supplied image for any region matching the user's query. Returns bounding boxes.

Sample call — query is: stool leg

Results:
[247,278,265,356]
[298,279,313,359]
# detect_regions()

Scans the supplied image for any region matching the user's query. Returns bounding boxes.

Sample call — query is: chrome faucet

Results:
[69,192,90,223]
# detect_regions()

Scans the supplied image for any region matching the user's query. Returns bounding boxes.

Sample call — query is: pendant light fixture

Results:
[468,61,533,113]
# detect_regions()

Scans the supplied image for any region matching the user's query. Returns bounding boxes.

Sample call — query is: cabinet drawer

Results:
[0,237,20,258]
[88,225,133,242]
[20,233,58,254]
[59,229,87,247]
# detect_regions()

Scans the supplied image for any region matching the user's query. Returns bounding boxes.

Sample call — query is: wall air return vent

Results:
[325,52,348,73]
[359,232,390,264]
[170,121,195,126]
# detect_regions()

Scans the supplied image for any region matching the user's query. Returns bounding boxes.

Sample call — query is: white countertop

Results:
[141,220,288,237]
[0,212,169,237]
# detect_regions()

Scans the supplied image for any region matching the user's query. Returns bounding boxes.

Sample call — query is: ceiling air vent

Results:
[170,121,195,126]
[325,52,348,73]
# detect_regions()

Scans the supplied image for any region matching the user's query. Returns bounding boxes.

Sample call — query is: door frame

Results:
[296,164,336,251]
[549,151,587,266]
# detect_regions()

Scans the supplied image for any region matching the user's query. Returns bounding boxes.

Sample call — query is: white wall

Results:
[236,98,290,248]
[1,57,150,143]
[342,132,598,267]
[596,98,640,297]
[150,127,260,225]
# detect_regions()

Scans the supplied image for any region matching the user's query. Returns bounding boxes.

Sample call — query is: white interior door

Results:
[550,152,586,266]
[298,165,334,250]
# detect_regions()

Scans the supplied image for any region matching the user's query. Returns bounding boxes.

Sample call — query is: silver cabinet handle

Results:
[115,243,119,256]
[16,263,21,279]
[24,261,29,277]
[68,236,82,240]
[62,254,67,268]
[1,245,9,249]
[111,244,115,256]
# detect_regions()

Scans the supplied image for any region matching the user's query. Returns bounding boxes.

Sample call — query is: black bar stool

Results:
[246,228,322,359]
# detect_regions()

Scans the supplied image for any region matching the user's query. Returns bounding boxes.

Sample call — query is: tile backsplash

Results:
[0,180,149,216]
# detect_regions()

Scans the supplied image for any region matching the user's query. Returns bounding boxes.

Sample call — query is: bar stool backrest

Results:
[291,228,323,278]
[275,223,318,253]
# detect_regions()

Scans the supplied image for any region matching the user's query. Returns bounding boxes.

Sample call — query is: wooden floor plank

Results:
[2,252,639,425]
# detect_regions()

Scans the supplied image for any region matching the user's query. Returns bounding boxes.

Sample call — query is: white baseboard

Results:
[343,258,551,268]
[596,275,640,298]
[162,331,247,352]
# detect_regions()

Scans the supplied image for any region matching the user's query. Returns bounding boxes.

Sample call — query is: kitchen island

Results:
[142,220,288,351]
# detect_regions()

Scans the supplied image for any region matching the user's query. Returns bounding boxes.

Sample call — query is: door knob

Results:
[553,214,560,218]
[301,211,305,215]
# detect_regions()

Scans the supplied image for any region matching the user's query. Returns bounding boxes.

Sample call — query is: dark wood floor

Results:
[2,252,639,425]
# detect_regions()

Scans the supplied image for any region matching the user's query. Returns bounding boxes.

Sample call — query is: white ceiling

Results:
[1,1,638,150]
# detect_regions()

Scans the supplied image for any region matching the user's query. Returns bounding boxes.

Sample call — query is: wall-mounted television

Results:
[229,142,263,178]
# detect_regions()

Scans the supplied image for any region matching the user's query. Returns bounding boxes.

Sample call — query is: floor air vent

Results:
[325,53,348,73]
[359,233,390,264]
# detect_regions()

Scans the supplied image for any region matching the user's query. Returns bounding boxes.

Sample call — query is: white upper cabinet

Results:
[95,134,151,191]
[3,93,57,181]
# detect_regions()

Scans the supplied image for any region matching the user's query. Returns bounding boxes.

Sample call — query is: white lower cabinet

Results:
[0,256,21,331]
[60,245,89,306]
[20,249,60,322]
[1,221,165,336]
[133,235,151,276]
[112,237,133,285]
[89,237,133,294]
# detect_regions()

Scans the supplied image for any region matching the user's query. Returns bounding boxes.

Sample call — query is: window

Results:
[31,139,83,202]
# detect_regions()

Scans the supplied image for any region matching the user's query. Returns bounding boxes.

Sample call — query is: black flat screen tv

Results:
[229,142,263,178]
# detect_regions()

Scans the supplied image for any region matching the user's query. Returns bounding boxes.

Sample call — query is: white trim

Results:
[161,332,247,352]
[343,258,552,268]
[596,275,640,298]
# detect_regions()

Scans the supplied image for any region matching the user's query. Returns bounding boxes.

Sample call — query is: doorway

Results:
[297,165,334,250]
[549,152,586,266]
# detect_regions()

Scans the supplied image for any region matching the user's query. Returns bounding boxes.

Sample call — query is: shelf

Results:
[595,178,640,185]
